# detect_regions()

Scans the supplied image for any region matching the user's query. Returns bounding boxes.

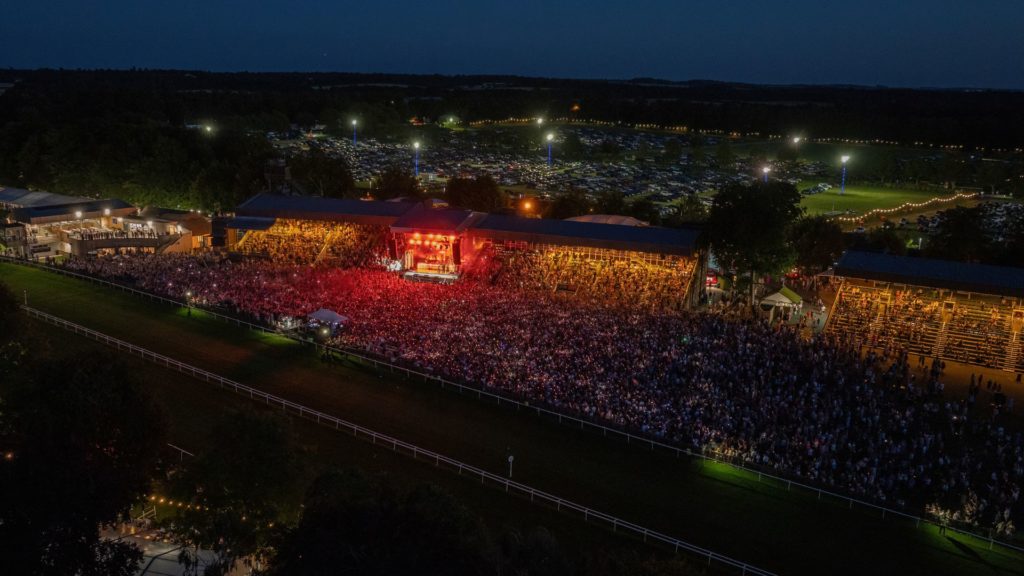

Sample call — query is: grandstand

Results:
[827,251,1024,373]
[227,194,705,309]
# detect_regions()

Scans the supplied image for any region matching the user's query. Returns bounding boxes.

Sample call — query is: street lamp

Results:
[840,155,851,196]
[546,133,554,166]
[537,118,544,126]
[413,141,421,177]
[184,290,192,317]
[792,136,801,144]
[351,120,358,145]
[762,166,771,183]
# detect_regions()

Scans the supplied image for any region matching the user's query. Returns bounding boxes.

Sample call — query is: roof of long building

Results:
[835,250,1024,298]
[232,194,702,256]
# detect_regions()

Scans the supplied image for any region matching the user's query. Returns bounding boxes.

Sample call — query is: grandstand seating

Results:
[827,278,1024,372]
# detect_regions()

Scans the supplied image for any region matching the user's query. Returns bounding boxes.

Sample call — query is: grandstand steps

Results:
[1006,332,1023,372]
[932,322,949,358]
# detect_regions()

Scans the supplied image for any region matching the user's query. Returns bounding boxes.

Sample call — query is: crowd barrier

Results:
[3,254,1022,556]
[21,304,774,576]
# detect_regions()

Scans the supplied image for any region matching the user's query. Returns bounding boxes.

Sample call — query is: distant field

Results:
[798,181,943,217]
[3,262,1023,576]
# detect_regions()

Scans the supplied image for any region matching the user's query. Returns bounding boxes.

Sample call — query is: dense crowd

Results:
[463,244,696,311]
[238,220,387,268]
[59,253,1023,536]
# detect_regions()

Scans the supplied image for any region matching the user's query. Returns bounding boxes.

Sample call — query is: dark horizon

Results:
[5,66,1024,94]
[2,1,1023,90]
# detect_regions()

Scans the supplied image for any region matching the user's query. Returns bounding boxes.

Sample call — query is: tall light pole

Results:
[762,166,771,183]
[413,141,421,177]
[351,120,358,145]
[546,133,554,166]
[840,155,851,196]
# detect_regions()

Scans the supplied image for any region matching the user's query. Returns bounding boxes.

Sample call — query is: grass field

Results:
[797,181,952,217]
[25,321,668,572]
[3,262,1024,576]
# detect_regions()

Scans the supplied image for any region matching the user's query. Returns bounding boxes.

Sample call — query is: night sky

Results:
[2,0,1023,89]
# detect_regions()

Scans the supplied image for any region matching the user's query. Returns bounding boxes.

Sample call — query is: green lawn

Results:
[798,181,946,217]
[26,321,666,572]
[3,262,1023,576]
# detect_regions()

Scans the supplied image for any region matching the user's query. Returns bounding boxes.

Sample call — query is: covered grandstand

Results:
[228,194,705,309]
[827,251,1024,374]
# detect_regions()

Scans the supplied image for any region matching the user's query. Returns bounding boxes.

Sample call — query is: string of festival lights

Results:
[833,191,980,223]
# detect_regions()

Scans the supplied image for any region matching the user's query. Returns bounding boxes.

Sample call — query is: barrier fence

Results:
[3,255,1022,556]
[20,304,773,576]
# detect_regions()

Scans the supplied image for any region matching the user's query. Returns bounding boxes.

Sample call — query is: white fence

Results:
[4,255,1022,556]
[21,304,774,576]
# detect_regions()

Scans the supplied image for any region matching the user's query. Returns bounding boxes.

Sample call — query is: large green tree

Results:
[707,181,802,304]
[290,149,356,199]
[789,215,846,279]
[171,410,300,576]
[371,164,420,200]
[924,205,990,263]
[0,351,167,576]
[445,175,507,212]
[547,188,593,219]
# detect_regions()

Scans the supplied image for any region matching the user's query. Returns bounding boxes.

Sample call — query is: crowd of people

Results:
[828,280,1023,372]
[464,244,696,311]
[57,250,1023,536]
[238,219,388,268]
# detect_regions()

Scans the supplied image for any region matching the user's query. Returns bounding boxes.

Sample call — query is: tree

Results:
[290,149,356,199]
[862,228,907,255]
[547,188,592,219]
[595,190,628,215]
[171,410,300,576]
[925,206,990,262]
[627,197,661,225]
[707,181,802,306]
[0,353,166,576]
[372,164,420,200]
[445,175,507,212]
[715,139,735,168]
[662,138,683,164]
[270,471,495,576]
[687,137,706,167]
[789,215,846,279]
[665,194,708,226]
[559,132,585,160]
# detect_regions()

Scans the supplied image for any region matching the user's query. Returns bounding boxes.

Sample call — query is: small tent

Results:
[307,308,349,326]
[760,286,802,309]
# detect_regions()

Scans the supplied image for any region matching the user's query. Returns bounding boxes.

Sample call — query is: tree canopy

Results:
[789,215,846,276]
[372,164,420,200]
[289,149,356,199]
[707,181,802,301]
[0,346,166,576]
[445,175,507,212]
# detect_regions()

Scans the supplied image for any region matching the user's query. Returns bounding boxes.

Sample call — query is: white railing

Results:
[4,255,1022,555]
[19,304,774,576]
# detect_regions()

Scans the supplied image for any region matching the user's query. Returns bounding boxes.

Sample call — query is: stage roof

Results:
[235,194,413,225]
[835,251,1024,298]
[391,204,482,233]
[471,214,701,256]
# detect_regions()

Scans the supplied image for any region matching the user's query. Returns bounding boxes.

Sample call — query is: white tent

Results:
[760,286,802,309]
[306,308,349,325]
